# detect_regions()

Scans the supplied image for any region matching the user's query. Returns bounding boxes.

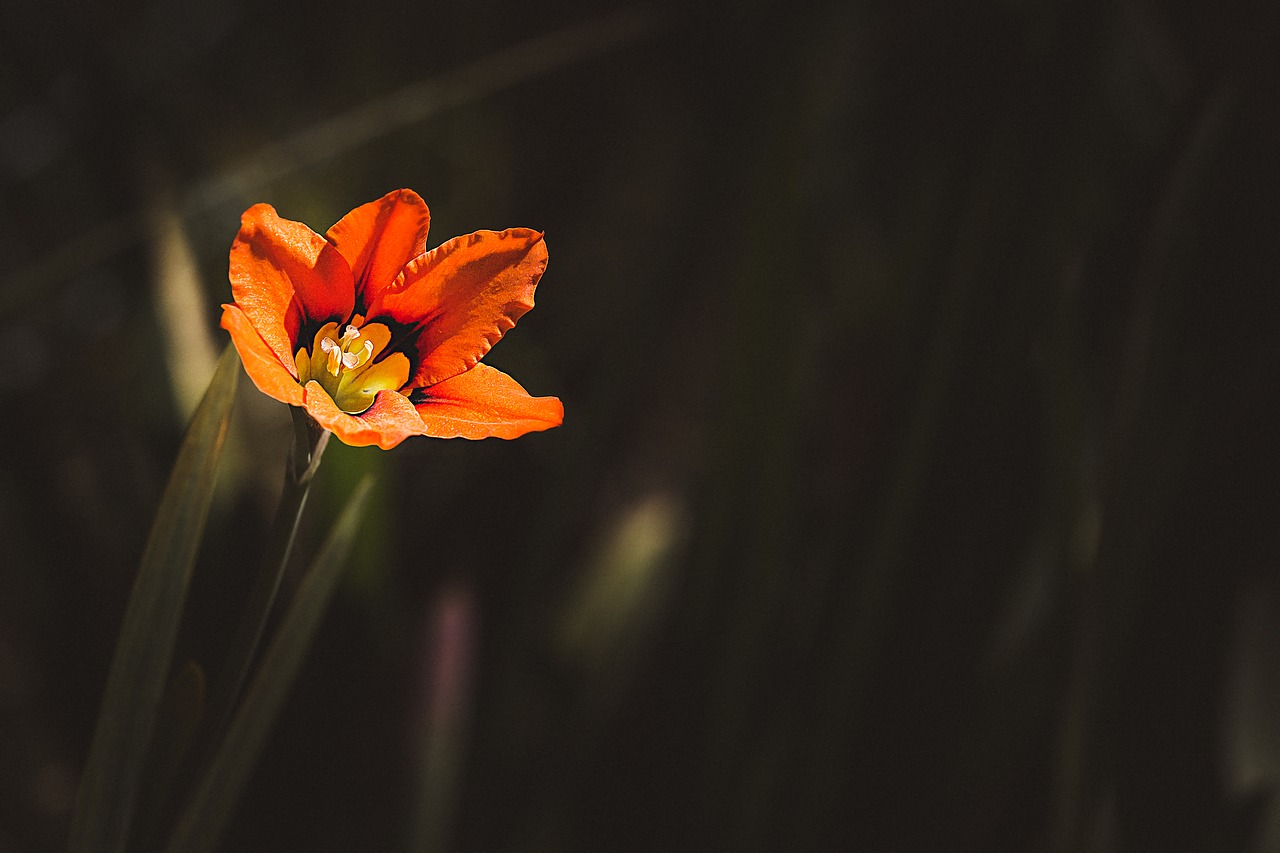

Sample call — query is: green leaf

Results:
[132,660,206,851]
[148,660,207,796]
[165,475,376,853]
[68,343,239,853]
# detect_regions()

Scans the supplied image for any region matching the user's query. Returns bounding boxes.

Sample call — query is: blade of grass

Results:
[164,475,376,853]
[68,343,239,853]
[132,660,207,852]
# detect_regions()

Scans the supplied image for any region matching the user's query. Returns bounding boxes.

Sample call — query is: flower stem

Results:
[204,407,330,742]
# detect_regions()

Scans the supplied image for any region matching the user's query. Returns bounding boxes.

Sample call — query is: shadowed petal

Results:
[221,304,305,407]
[303,382,427,449]
[230,203,355,365]
[414,363,563,440]
[325,189,430,309]
[371,229,547,388]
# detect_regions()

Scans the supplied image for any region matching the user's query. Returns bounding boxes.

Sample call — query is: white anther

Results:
[342,350,360,369]
[319,337,337,353]
[341,325,360,343]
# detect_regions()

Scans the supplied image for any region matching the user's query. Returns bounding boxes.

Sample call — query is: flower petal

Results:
[302,382,426,449]
[221,304,305,406]
[325,189,430,310]
[413,363,563,440]
[370,229,548,388]
[230,203,355,366]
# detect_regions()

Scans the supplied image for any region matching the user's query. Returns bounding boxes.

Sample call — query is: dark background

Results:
[3,0,1280,850]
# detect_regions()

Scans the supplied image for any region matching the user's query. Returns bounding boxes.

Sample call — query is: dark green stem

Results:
[205,407,330,741]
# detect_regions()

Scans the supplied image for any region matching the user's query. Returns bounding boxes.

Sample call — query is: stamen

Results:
[342,350,360,369]
[341,325,360,344]
[322,337,343,375]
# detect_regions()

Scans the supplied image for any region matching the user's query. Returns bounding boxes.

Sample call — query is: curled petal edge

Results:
[302,382,427,450]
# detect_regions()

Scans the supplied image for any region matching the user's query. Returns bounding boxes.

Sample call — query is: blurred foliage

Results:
[2,0,1279,850]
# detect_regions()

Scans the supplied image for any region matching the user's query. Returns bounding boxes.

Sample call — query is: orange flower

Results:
[221,189,563,449]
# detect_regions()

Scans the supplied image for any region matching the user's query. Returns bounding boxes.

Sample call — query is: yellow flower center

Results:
[295,317,410,414]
